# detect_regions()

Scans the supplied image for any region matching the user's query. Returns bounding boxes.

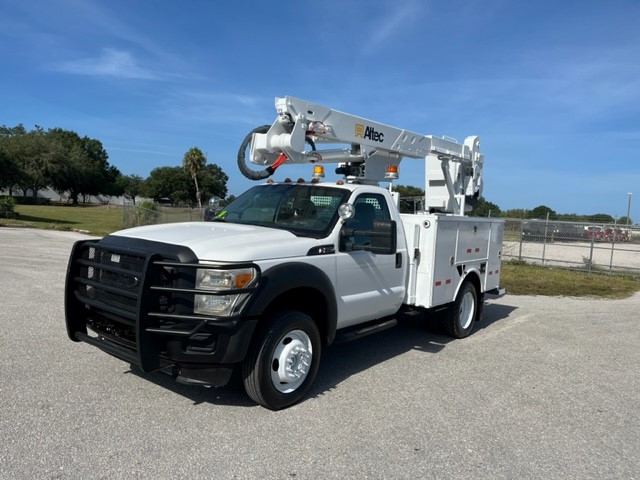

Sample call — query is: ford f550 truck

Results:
[65,96,503,410]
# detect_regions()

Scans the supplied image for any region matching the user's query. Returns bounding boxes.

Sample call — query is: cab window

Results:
[344,193,390,245]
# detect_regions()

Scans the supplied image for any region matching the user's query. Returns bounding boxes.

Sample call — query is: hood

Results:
[112,222,321,262]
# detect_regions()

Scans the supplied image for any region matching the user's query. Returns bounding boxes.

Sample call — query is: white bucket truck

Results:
[66,96,503,409]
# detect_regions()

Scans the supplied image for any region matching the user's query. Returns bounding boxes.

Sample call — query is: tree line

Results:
[0,124,228,206]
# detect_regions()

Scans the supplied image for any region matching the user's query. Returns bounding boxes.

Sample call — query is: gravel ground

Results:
[1,227,639,479]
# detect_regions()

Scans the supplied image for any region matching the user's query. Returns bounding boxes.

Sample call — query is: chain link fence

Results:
[122,203,208,229]
[503,219,640,276]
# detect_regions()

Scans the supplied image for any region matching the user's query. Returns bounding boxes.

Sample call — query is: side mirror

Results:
[369,219,397,254]
[340,219,397,254]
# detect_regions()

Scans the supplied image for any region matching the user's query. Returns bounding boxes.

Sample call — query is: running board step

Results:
[333,318,398,344]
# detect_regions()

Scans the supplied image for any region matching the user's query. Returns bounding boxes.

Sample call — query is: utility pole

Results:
[626,192,633,226]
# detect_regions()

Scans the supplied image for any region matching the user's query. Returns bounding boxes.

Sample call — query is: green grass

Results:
[3,205,640,299]
[501,260,640,299]
[0,204,123,236]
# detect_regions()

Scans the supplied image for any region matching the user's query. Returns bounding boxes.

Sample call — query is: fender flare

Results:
[455,269,482,298]
[245,262,338,344]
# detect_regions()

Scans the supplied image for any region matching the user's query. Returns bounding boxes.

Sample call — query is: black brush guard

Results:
[65,237,260,381]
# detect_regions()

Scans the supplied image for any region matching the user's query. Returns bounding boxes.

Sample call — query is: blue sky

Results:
[1,0,639,219]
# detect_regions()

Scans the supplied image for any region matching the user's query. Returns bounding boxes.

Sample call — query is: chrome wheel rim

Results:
[271,329,313,393]
[459,291,475,330]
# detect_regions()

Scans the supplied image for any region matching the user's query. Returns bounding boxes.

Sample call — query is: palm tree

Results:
[182,147,206,207]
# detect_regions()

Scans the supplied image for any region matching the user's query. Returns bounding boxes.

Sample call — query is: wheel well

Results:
[262,287,330,345]
[462,271,482,297]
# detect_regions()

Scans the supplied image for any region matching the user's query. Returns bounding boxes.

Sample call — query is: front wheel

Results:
[442,281,478,339]
[242,310,321,410]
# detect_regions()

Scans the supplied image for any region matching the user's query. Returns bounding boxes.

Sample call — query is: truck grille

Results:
[77,245,146,315]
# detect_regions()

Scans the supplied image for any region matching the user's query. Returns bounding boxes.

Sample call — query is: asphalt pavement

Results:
[1,227,639,479]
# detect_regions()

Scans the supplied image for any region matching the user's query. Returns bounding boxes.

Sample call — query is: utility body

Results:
[65,96,503,409]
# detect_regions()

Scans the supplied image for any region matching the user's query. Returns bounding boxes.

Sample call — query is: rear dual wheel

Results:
[242,310,321,410]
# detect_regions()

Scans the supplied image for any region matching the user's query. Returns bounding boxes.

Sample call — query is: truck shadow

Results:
[125,365,257,407]
[126,301,517,408]
[477,301,519,331]
[309,301,517,399]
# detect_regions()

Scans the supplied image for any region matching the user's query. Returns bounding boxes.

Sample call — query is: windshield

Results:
[213,184,350,238]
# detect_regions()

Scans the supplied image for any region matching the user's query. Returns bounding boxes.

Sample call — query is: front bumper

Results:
[65,236,260,386]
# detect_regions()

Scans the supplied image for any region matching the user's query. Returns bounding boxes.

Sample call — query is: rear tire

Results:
[242,310,321,410]
[442,281,478,339]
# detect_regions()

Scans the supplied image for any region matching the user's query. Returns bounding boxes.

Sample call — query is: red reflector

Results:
[475,248,480,252]
[466,248,472,253]
[445,279,451,285]
[435,281,442,286]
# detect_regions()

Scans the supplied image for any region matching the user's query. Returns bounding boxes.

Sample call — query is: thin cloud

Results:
[158,90,269,126]
[54,47,163,80]
[56,0,197,80]
[362,1,422,55]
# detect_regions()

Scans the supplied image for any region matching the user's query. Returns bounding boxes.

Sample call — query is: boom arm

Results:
[245,96,484,215]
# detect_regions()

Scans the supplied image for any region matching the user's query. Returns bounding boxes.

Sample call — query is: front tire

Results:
[442,281,478,339]
[242,310,321,410]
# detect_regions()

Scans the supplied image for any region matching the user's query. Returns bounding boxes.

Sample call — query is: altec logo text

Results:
[355,123,384,143]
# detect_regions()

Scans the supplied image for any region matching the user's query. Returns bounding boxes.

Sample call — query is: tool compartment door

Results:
[430,218,459,307]
[455,220,491,263]
[485,220,504,291]
[401,214,457,309]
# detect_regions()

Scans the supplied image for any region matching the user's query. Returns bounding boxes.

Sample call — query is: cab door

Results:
[335,192,407,328]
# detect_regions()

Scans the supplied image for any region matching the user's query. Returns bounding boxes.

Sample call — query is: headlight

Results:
[195,268,255,290]
[194,267,257,316]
